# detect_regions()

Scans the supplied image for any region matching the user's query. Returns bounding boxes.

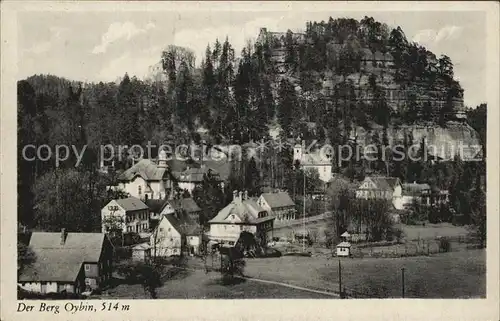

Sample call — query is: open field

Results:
[244,250,486,298]
[398,222,470,240]
[101,269,333,299]
[273,220,470,244]
[100,249,484,299]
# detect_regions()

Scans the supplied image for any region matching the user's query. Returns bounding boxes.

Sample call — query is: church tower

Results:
[158,149,168,168]
[293,144,303,162]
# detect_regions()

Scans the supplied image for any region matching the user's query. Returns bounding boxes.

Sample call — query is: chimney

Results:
[239,191,243,202]
[244,190,248,200]
[60,228,67,245]
[233,190,238,202]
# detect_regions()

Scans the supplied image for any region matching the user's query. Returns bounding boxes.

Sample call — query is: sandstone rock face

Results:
[353,122,482,161]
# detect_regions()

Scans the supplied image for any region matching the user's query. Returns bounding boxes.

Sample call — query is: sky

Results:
[17,9,486,107]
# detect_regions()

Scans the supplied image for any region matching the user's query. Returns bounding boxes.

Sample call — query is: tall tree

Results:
[243,157,260,195]
[277,78,301,136]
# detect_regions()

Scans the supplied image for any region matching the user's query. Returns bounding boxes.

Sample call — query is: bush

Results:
[113,247,132,261]
[259,248,282,258]
[393,228,404,243]
[439,238,451,252]
[452,214,467,226]
[385,228,394,241]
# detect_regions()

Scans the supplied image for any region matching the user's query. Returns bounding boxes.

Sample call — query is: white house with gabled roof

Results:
[101,197,150,236]
[207,190,275,246]
[114,150,175,200]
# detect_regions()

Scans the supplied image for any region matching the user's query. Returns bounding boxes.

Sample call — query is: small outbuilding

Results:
[131,243,151,262]
[336,241,352,257]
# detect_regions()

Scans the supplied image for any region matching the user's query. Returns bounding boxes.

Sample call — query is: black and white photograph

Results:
[1,1,499,320]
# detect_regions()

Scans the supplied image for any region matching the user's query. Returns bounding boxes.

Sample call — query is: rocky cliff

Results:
[352,122,482,161]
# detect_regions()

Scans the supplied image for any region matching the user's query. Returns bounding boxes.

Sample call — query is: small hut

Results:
[131,243,151,262]
[340,231,351,241]
[336,241,352,257]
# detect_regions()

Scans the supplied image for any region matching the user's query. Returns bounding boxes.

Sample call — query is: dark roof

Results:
[374,51,385,61]
[169,198,202,213]
[118,159,170,181]
[201,160,231,181]
[174,166,220,183]
[19,251,83,282]
[115,197,149,212]
[20,232,108,282]
[360,48,373,59]
[209,198,270,224]
[360,176,401,191]
[167,158,198,173]
[145,199,168,214]
[164,213,201,236]
[261,192,295,208]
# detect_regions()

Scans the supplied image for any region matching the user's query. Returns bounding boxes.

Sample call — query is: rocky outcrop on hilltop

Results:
[352,122,482,160]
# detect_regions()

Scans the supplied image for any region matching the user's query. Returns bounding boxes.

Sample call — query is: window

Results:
[168,227,171,232]
[85,264,90,271]
[240,226,243,231]
[138,186,142,195]
[159,228,164,232]
[170,238,173,242]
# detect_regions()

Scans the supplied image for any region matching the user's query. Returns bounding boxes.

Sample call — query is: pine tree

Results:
[277,78,301,136]
[176,61,193,130]
[244,157,260,195]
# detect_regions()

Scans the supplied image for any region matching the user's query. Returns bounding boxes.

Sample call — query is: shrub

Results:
[385,228,394,241]
[393,228,404,243]
[260,248,282,258]
[113,247,132,261]
[452,214,467,226]
[439,238,451,253]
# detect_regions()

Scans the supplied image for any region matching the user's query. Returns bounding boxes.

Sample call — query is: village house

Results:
[174,165,221,194]
[356,176,403,210]
[401,182,432,209]
[207,190,275,247]
[18,230,113,294]
[257,191,296,221]
[101,197,150,236]
[150,212,203,257]
[144,198,167,220]
[430,186,450,206]
[159,197,203,224]
[293,144,333,182]
[112,149,175,200]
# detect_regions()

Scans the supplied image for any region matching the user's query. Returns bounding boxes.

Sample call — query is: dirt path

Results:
[240,275,339,298]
